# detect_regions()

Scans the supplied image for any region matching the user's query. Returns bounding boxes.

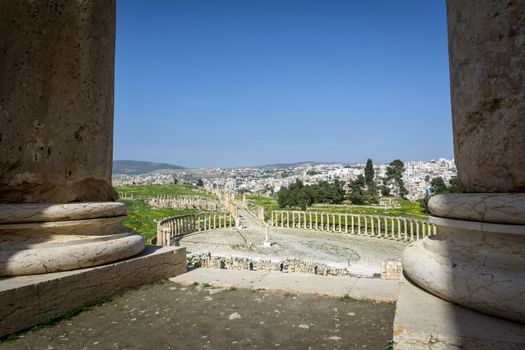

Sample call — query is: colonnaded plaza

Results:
[1,1,525,349]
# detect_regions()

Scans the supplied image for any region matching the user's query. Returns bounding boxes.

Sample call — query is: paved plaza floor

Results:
[178,208,406,276]
[0,280,395,350]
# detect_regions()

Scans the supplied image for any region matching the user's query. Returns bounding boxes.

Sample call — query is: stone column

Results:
[304,212,307,229]
[0,1,144,276]
[403,0,525,324]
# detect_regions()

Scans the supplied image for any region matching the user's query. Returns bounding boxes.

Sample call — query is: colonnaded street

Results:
[177,207,406,277]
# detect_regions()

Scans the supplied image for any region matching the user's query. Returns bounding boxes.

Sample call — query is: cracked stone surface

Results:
[429,193,525,224]
[447,0,525,193]
[0,281,395,350]
[0,1,117,203]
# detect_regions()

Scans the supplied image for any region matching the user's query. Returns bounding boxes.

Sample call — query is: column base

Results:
[393,276,525,349]
[0,202,145,276]
[403,216,525,324]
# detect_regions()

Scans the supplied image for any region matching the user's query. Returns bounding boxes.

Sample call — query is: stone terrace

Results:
[0,281,395,350]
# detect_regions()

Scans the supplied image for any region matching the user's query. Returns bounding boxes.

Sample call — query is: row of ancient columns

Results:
[270,211,435,242]
[156,212,233,246]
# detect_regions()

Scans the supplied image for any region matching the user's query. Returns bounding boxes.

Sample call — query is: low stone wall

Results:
[156,212,234,246]
[271,210,434,242]
[187,253,400,279]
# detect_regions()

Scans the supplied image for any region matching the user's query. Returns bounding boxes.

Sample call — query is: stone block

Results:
[0,245,186,337]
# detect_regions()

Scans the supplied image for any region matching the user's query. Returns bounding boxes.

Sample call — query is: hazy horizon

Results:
[113,156,454,170]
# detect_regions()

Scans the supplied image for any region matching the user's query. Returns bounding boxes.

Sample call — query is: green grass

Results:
[245,195,427,220]
[304,199,427,219]
[245,195,280,220]
[120,199,198,242]
[275,197,427,220]
[115,184,214,199]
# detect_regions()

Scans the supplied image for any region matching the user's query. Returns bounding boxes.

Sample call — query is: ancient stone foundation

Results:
[0,0,145,276]
[0,1,186,337]
[395,1,525,348]
[187,253,396,279]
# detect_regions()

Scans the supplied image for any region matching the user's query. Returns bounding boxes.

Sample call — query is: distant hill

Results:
[255,161,322,170]
[113,160,185,175]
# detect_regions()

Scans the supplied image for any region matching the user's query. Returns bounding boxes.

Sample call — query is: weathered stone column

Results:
[0,1,144,276]
[403,0,525,323]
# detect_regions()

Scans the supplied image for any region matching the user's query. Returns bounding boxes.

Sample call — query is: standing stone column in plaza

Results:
[0,1,145,276]
[403,0,525,323]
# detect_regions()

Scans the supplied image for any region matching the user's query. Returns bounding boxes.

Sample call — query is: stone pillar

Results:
[0,1,144,276]
[403,0,525,324]
[304,212,307,229]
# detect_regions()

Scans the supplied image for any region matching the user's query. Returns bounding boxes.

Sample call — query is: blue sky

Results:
[114,0,453,168]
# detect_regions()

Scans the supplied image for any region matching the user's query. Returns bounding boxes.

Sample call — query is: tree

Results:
[348,175,366,205]
[419,176,462,211]
[385,159,407,198]
[430,177,448,194]
[448,176,462,193]
[276,179,344,210]
[196,179,204,187]
[364,159,375,187]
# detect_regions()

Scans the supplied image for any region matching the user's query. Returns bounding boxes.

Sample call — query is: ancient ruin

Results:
[271,210,434,242]
[0,1,186,337]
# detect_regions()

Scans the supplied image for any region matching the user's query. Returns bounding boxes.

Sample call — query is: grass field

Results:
[115,184,213,199]
[120,199,198,242]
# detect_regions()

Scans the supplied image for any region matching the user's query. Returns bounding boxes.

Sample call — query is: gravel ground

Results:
[1,282,395,350]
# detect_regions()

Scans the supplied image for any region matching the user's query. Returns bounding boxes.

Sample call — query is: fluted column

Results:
[0,1,144,276]
[403,0,525,324]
